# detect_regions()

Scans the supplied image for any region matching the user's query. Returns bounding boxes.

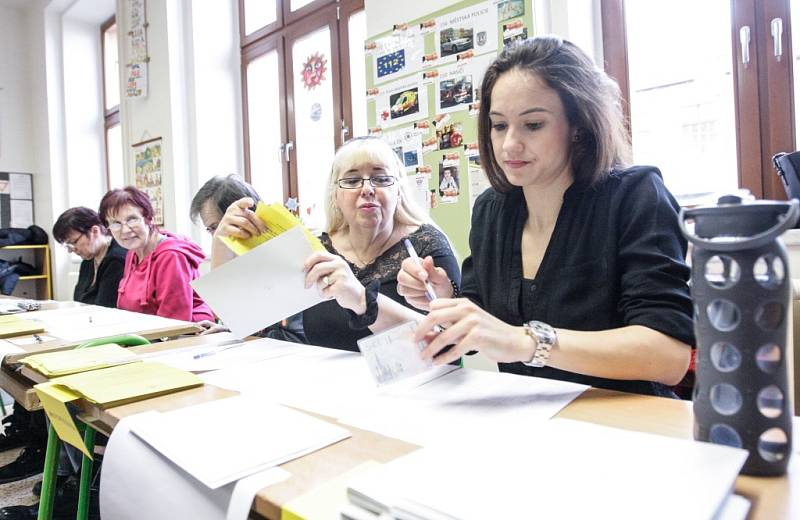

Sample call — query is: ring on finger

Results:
[323,275,333,287]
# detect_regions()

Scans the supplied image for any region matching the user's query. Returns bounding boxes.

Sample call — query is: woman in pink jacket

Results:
[98,186,213,322]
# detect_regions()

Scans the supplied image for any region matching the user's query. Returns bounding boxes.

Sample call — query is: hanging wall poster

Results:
[435,2,498,65]
[126,0,148,98]
[133,137,163,226]
[497,0,525,22]
[438,153,461,204]
[375,77,429,128]
[368,28,426,86]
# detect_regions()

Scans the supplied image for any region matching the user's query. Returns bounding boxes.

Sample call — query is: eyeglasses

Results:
[62,233,85,251]
[337,175,396,189]
[108,215,144,232]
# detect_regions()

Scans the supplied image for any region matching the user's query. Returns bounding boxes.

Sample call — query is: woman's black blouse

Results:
[302,223,461,351]
[462,166,695,396]
[73,239,127,307]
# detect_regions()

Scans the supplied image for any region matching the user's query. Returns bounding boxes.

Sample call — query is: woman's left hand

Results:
[303,252,366,314]
[414,298,532,365]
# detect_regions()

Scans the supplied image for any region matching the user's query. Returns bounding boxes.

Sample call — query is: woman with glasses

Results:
[99,186,214,322]
[53,207,127,308]
[212,136,460,350]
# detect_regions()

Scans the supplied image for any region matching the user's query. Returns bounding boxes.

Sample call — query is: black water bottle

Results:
[680,195,798,476]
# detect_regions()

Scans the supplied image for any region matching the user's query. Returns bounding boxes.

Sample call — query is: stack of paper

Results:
[220,201,325,255]
[20,343,140,377]
[0,314,45,338]
[345,418,748,519]
[129,395,350,488]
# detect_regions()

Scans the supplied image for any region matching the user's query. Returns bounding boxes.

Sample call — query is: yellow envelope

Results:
[221,202,325,256]
[21,343,140,377]
[35,382,92,458]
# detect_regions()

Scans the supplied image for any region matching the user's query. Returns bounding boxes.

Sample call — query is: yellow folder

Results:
[34,362,203,457]
[0,316,44,339]
[20,344,140,377]
[220,201,325,255]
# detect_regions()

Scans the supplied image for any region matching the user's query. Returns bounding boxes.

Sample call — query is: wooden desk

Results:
[6,332,794,519]
[89,385,798,519]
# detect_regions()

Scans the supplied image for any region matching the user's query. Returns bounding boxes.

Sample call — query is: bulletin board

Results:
[0,172,34,228]
[365,0,534,259]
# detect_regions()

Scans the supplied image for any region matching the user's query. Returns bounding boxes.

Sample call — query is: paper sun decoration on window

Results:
[302,53,327,90]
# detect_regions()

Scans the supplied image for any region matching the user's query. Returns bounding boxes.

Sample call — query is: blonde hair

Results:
[325,136,431,234]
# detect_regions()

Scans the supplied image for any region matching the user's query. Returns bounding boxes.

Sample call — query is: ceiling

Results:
[0,0,115,24]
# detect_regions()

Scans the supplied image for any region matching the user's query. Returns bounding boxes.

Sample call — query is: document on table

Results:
[346,418,748,520]
[191,226,326,339]
[101,413,291,520]
[0,316,45,338]
[129,394,351,489]
[140,336,310,372]
[0,343,24,364]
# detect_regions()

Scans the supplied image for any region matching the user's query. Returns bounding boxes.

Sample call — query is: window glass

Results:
[243,0,278,35]
[107,123,124,189]
[103,23,119,110]
[348,9,367,138]
[625,0,738,197]
[247,50,286,203]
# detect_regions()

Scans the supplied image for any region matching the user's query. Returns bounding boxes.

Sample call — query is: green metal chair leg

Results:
[77,426,96,520]
[37,425,61,520]
[0,396,7,416]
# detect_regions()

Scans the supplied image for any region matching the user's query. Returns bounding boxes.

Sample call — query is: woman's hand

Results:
[304,252,367,314]
[197,320,230,335]
[213,197,267,240]
[414,298,533,366]
[397,256,453,310]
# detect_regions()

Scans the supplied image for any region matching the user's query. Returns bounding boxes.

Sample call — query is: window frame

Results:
[600,0,796,200]
[101,15,120,191]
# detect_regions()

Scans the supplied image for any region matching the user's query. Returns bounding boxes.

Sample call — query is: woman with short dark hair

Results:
[53,206,126,307]
[99,186,213,322]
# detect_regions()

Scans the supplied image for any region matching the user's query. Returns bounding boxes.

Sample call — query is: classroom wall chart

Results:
[365,0,534,259]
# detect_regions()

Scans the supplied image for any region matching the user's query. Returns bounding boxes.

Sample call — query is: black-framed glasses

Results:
[337,175,396,189]
[62,233,86,251]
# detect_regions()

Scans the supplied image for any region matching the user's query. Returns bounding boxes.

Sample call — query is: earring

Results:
[572,132,581,142]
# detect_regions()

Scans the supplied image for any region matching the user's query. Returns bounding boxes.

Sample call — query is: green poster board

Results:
[365,0,534,260]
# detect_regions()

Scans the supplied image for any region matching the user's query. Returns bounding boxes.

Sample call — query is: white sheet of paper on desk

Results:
[338,367,586,446]
[346,418,748,520]
[142,336,310,372]
[191,226,325,339]
[129,394,350,489]
[100,413,290,520]
[357,321,432,386]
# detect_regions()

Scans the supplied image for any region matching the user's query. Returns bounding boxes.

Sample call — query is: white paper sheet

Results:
[0,342,23,364]
[338,368,587,446]
[347,418,748,520]
[9,173,32,199]
[100,412,290,520]
[10,199,33,227]
[25,305,194,342]
[129,395,351,489]
[718,494,751,520]
[140,336,308,372]
[191,227,325,339]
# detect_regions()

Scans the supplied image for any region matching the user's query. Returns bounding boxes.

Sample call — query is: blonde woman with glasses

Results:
[212,136,460,350]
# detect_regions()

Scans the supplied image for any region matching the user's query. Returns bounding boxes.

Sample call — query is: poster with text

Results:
[435,3,498,65]
[383,128,423,171]
[133,138,163,226]
[369,29,426,86]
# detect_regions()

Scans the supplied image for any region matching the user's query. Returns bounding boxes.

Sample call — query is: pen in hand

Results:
[403,239,438,302]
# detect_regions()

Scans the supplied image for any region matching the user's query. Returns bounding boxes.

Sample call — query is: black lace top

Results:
[301,223,461,351]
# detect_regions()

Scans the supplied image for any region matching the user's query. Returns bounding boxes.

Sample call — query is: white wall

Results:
[0,6,35,174]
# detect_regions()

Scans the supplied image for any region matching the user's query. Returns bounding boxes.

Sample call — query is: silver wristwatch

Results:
[522,320,557,368]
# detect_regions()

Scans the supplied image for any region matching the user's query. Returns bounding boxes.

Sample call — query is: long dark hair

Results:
[478,36,631,192]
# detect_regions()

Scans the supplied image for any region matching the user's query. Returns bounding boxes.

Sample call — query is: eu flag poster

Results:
[377,49,406,78]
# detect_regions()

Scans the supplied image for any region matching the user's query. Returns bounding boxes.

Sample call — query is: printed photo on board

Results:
[436,122,464,150]
[439,75,474,109]
[440,27,474,57]
[498,0,525,22]
[438,164,460,203]
[390,88,420,119]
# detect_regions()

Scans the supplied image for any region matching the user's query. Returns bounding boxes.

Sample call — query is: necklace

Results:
[349,230,395,268]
